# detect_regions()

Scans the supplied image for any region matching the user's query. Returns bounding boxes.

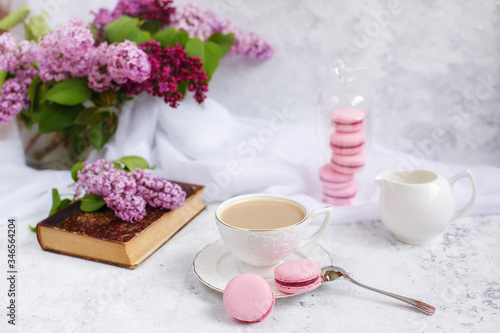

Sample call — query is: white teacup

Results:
[215,194,332,277]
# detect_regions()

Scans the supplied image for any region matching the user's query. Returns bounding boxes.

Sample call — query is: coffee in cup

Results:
[216,194,332,278]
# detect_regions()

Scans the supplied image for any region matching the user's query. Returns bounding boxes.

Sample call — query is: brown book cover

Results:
[36,182,205,269]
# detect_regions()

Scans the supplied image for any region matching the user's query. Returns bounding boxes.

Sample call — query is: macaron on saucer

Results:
[274,259,322,294]
[193,240,332,298]
[224,274,275,322]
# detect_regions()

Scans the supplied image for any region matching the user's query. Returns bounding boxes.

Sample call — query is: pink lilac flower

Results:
[170,3,214,40]
[0,78,29,123]
[88,43,116,92]
[37,18,95,82]
[107,40,151,84]
[88,41,150,92]
[0,33,19,71]
[133,169,186,210]
[123,41,208,107]
[226,29,274,60]
[0,33,38,87]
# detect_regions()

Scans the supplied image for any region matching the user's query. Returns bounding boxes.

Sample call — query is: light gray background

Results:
[11,0,500,166]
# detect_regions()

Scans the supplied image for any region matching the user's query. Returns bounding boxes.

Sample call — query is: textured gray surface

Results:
[5,206,500,332]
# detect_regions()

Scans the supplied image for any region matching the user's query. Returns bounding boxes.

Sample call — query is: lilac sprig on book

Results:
[75,159,186,223]
[49,156,186,223]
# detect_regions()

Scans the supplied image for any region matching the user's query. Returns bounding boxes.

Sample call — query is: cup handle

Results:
[448,169,477,220]
[298,206,332,248]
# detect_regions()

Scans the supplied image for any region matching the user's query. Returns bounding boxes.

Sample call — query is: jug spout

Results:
[374,171,392,189]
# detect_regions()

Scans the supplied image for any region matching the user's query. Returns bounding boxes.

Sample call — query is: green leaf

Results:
[176,81,188,99]
[61,124,86,136]
[24,13,51,41]
[38,103,83,133]
[41,78,91,106]
[71,161,84,181]
[89,112,118,150]
[19,109,35,128]
[28,75,41,109]
[171,30,189,48]
[208,33,235,57]
[0,5,29,30]
[89,25,99,41]
[0,70,7,90]
[105,16,139,43]
[80,194,106,212]
[25,75,42,125]
[113,161,125,170]
[140,19,162,34]
[125,27,151,44]
[57,199,71,211]
[75,107,102,125]
[155,27,188,48]
[49,188,61,216]
[185,38,221,80]
[119,156,149,171]
[155,27,175,47]
[29,224,37,233]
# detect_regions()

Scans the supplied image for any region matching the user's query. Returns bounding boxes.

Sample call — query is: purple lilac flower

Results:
[105,192,147,222]
[91,0,175,43]
[76,160,147,223]
[37,18,95,82]
[107,40,151,84]
[0,78,29,123]
[122,41,208,107]
[75,159,186,223]
[170,3,274,60]
[136,0,175,23]
[133,169,186,210]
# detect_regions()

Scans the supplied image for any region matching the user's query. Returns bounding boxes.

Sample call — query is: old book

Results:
[37,182,204,269]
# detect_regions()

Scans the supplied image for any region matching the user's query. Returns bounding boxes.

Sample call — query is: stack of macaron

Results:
[319,108,366,205]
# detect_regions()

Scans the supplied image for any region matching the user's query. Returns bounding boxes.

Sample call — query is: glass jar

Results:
[315,61,372,206]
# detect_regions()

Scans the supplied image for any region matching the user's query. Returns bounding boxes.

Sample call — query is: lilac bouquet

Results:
[0,1,273,163]
[50,156,186,223]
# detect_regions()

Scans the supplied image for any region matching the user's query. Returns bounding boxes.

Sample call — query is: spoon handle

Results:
[345,277,436,315]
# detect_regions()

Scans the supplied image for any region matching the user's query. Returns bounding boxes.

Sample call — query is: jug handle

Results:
[448,169,477,220]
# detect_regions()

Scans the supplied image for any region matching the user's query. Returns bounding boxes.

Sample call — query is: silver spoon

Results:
[321,266,436,316]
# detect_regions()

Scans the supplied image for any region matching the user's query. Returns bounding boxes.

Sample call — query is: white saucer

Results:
[193,240,333,298]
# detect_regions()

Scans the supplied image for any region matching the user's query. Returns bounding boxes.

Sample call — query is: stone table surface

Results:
[1,205,499,333]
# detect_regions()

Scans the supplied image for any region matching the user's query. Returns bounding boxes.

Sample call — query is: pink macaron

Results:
[319,163,353,190]
[330,131,366,156]
[274,259,322,294]
[330,151,366,175]
[322,179,357,205]
[223,274,275,323]
[329,108,365,132]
